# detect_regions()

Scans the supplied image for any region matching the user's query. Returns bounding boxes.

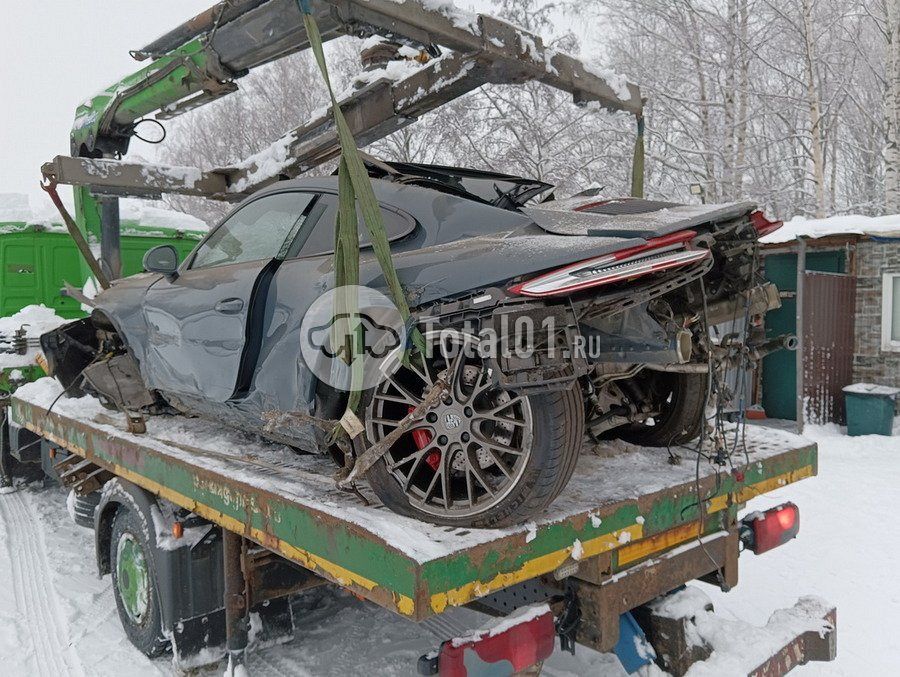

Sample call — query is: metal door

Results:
[801,271,856,424]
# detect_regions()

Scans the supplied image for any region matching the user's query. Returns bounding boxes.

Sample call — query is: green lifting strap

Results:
[631,114,645,199]
[298,3,423,415]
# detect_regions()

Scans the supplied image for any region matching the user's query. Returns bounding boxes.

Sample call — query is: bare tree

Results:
[156,0,895,223]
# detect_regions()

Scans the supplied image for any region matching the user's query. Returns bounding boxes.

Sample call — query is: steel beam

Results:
[99,197,122,280]
[41,156,241,202]
[223,530,249,669]
[59,0,644,200]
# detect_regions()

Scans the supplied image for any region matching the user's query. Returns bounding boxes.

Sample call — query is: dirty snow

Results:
[761,212,900,243]
[11,377,812,564]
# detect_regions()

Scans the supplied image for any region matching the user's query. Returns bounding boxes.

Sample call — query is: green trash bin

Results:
[843,384,899,437]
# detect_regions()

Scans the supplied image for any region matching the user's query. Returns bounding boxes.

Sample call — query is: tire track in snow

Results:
[0,491,85,677]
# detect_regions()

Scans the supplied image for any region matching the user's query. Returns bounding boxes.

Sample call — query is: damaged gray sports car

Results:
[41,161,789,527]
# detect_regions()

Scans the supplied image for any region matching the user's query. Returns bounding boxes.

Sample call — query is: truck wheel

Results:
[110,506,168,657]
[618,371,709,447]
[364,330,583,528]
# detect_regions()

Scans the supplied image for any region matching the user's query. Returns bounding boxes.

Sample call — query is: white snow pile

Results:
[449,602,551,647]
[647,586,834,676]
[762,212,900,244]
[0,304,68,370]
[0,192,208,232]
[583,63,633,102]
[418,0,480,34]
[842,382,900,397]
[228,134,297,194]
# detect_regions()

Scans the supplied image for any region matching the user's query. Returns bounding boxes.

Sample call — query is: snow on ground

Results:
[704,420,900,675]
[0,419,896,675]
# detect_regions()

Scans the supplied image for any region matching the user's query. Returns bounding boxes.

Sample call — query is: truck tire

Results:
[364,330,584,528]
[618,371,709,447]
[110,506,168,658]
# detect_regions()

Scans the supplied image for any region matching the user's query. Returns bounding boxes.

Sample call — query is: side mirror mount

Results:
[142,245,179,277]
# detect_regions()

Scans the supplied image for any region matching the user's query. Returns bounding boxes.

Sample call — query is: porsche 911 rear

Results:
[360,196,792,527]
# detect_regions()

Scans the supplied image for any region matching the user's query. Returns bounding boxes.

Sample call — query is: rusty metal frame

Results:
[9,392,818,621]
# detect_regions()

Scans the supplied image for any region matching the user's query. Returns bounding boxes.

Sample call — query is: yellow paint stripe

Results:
[23,414,815,619]
[429,464,816,610]
[430,524,644,614]
[23,422,418,616]
[735,465,814,502]
[617,520,704,566]
[620,465,814,567]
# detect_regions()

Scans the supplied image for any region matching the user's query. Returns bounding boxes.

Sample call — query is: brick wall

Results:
[853,239,900,387]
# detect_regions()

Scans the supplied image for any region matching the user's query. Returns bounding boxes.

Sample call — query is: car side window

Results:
[285,193,416,258]
[190,192,314,269]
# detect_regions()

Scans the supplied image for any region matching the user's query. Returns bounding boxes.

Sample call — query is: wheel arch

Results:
[95,477,159,576]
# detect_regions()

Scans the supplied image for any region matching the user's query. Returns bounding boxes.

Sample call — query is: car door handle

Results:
[214,298,244,314]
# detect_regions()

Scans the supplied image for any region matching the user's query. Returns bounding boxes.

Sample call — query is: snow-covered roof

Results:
[762,213,900,244]
[0,192,208,232]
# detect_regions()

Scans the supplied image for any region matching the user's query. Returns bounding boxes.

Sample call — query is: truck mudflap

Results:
[419,589,835,677]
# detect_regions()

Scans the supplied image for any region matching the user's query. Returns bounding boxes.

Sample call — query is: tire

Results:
[110,506,168,658]
[618,371,709,447]
[69,490,101,529]
[364,331,584,528]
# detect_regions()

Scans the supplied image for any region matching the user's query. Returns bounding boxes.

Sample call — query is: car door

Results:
[250,192,418,415]
[140,191,315,402]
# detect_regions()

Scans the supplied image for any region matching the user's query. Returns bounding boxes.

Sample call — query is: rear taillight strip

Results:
[509,229,709,297]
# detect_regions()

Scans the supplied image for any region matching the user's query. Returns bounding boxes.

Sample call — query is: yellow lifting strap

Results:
[298,2,424,415]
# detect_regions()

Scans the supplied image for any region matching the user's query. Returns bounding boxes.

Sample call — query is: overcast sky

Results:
[0,1,212,204]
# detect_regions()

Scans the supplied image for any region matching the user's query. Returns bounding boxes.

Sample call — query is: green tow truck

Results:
[0,205,204,399]
[1,1,836,674]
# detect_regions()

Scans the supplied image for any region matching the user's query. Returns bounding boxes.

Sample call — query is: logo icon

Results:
[299,285,407,392]
[443,413,462,430]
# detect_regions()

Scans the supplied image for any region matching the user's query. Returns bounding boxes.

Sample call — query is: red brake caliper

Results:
[408,406,439,470]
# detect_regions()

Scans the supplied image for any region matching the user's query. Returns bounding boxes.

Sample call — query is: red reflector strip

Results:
[508,230,703,297]
[438,610,556,677]
[746,502,799,555]
[750,210,783,237]
[509,248,709,297]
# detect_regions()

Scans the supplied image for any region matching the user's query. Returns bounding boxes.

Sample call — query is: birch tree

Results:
[883,0,900,212]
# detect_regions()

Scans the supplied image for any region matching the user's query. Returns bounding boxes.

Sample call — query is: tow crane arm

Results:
[46,0,642,203]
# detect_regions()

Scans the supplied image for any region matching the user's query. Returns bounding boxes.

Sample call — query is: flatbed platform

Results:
[9,378,817,621]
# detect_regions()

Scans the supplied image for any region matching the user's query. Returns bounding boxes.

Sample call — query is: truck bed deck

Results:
[9,378,817,621]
